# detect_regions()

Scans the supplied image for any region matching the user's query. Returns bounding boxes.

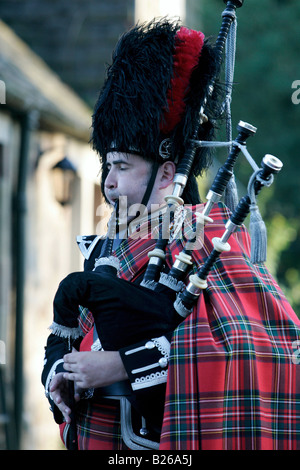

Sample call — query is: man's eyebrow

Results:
[106,159,132,167]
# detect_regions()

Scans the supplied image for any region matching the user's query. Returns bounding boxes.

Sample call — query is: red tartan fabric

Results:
[63,203,300,450]
[159,204,300,450]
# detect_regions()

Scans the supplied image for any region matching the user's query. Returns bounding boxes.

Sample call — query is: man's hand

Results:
[49,372,76,424]
[62,350,128,390]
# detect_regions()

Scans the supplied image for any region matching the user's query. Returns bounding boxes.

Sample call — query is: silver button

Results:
[140,427,149,436]
[158,357,168,368]
[145,341,155,350]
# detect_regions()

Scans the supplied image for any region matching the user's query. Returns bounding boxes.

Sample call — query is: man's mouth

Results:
[107,193,119,205]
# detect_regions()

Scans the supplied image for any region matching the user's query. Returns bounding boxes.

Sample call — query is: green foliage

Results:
[187,0,300,315]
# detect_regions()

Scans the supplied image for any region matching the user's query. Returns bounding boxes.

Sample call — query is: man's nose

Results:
[104,169,117,189]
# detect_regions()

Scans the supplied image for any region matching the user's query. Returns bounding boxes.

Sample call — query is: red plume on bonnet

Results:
[160,27,205,134]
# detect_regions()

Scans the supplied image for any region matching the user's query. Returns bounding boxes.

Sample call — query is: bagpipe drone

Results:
[48,0,283,449]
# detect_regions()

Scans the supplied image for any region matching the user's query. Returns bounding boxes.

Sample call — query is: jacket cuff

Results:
[119,335,171,392]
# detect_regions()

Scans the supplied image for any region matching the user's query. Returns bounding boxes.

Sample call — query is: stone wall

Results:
[0,0,135,106]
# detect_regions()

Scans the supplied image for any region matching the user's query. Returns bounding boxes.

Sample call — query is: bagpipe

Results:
[48,0,283,449]
[50,0,283,352]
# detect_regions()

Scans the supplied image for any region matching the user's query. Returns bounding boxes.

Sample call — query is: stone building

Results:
[0,19,105,450]
[0,0,186,107]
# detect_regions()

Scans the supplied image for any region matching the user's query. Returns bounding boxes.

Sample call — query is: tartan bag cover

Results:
[159,203,300,450]
[63,203,299,450]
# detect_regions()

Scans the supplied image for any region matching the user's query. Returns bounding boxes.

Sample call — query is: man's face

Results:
[104,152,152,208]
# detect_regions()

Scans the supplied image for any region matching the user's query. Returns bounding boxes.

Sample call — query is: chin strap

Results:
[140,161,160,210]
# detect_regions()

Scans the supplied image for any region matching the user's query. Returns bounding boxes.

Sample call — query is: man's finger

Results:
[63,351,79,363]
[49,373,63,390]
[63,372,78,382]
[63,362,74,372]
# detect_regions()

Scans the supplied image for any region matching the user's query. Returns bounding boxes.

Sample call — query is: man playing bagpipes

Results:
[42,4,300,451]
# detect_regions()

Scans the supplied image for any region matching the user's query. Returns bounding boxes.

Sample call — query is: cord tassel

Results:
[249,202,267,264]
[224,174,239,212]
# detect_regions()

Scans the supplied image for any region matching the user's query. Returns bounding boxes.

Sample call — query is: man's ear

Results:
[158,161,176,189]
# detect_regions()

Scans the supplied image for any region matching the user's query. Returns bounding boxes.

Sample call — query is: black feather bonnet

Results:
[92,19,220,203]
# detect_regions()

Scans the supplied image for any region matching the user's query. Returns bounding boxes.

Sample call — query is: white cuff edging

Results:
[45,359,64,399]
